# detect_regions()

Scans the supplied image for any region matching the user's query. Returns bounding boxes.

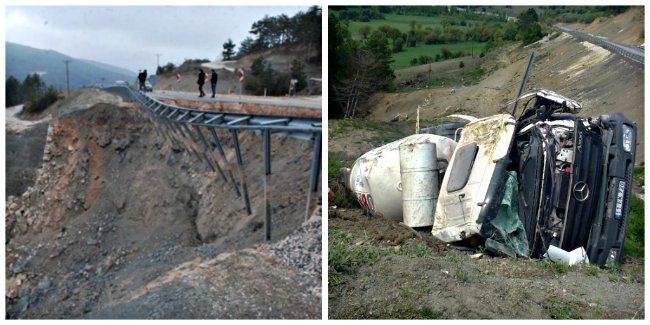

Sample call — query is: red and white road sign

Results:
[176,73,181,82]
[238,67,245,83]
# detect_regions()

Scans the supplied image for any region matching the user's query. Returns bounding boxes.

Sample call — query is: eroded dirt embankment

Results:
[6,97,321,319]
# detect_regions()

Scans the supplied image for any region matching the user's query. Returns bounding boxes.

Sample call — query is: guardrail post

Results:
[209,127,241,197]
[305,132,322,221]
[263,129,272,241]
[194,125,228,182]
[182,123,216,172]
[231,129,252,215]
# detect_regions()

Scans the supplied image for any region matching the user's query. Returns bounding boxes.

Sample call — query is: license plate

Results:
[614,180,626,220]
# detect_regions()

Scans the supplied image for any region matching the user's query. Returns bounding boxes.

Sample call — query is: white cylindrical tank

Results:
[400,142,439,227]
[346,134,456,222]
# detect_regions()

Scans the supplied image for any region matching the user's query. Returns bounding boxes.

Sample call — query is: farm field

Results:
[392,41,487,69]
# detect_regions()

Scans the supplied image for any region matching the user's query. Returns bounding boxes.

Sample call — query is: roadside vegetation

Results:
[329,6,630,119]
[6,73,61,112]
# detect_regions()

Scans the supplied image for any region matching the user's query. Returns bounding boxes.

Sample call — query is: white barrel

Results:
[400,142,439,227]
[347,134,455,222]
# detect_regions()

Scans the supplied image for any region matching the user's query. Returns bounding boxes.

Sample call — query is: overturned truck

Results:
[341,89,637,268]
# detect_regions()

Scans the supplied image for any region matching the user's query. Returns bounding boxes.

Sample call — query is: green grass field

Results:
[348,14,445,35]
[391,41,487,69]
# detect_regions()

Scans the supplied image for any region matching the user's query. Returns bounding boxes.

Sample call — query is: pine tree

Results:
[222,38,236,60]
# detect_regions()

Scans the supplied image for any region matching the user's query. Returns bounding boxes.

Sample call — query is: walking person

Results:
[197,69,206,97]
[210,69,218,98]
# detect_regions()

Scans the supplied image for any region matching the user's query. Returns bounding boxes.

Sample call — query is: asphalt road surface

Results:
[557,25,644,65]
[150,90,322,110]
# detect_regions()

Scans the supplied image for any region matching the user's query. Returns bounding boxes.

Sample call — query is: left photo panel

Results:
[5,5,322,319]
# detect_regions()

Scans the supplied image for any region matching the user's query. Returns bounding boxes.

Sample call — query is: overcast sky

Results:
[5,6,309,73]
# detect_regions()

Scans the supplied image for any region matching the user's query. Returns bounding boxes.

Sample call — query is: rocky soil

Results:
[5,90,321,319]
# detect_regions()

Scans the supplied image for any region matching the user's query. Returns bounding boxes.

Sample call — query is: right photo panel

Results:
[328,5,644,319]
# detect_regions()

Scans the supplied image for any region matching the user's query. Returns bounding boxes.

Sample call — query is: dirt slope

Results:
[566,7,644,45]
[6,91,321,318]
[366,31,644,162]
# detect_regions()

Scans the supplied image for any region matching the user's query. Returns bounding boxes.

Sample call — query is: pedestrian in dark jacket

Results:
[210,69,218,98]
[138,69,147,91]
[197,69,206,97]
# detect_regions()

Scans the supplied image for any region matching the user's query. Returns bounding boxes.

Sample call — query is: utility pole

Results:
[155,53,161,69]
[63,60,71,95]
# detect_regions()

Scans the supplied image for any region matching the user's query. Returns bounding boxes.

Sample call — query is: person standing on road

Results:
[210,69,218,98]
[197,69,206,97]
[138,69,147,91]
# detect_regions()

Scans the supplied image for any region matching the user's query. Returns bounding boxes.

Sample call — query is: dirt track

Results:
[6,90,321,319]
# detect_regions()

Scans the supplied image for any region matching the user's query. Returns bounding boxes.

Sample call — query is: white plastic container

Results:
[346,134,456,222]
[399,142,439,227]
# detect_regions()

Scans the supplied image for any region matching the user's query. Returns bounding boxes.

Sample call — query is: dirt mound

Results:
[6,99,320,318]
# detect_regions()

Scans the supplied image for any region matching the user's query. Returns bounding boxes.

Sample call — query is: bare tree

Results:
[331,49,385,118]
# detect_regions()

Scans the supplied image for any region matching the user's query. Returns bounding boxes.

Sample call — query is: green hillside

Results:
[6,42,136,90]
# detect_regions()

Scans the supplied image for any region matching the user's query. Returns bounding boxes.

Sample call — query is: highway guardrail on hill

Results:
[107,86,322,242]
[557,25,644,65]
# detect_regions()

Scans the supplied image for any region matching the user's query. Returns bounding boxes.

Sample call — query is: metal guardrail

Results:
[557,26,644,65]
[110,86,322,241]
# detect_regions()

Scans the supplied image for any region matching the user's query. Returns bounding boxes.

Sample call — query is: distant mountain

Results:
[6,42,136,90]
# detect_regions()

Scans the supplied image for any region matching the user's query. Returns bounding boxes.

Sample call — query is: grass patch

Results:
[395,243,434,258]
[330,119,408,146]
[419,307,444,319]
[548,299,583,319]
[392,42,487,69]
[329,272,344,287]
[582,264,600,276]
[633,164,644,187]
[398,66,486,91]
[329,230,384,273]
[539,259,573,274]
[624,195,644,259]
[347,14,446,35]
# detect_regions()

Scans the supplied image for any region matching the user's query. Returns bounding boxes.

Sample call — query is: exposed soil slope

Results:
[6,91,321,319]
[366,30,644,162]
[566,7,644,45]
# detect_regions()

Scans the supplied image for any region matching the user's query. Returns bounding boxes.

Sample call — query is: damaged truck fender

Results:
[432,114,517,242]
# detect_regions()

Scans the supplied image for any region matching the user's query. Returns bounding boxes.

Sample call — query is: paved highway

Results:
[150,90,322,110]
[556,25,644,65]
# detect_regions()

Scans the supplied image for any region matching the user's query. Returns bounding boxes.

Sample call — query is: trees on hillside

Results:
[5,73,59,112]
[156,62,176,75]
[329,14,395,118]
[222,38,236,60]
[6,76,22,107]
[244,6,322,53]
[517,8,545,45]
